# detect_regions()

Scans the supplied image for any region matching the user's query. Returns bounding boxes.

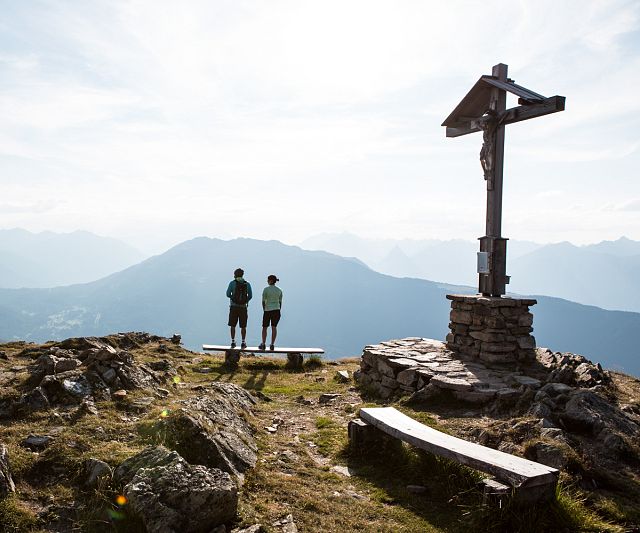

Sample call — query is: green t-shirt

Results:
[262,285,282,311]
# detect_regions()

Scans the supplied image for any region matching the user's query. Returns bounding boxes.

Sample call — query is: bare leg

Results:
[262,327,267,345]
[271,326,277,346]
[241,327,247,342]
[230,326,235,342]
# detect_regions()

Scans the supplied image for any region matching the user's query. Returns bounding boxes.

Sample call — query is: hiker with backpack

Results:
[259,274,282,351]
[226,268,252,349]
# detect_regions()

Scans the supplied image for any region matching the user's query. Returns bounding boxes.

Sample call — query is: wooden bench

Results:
[349,407,558,503]
[202,344,324,368]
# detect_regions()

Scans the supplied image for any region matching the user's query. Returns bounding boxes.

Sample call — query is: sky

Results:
[1,0,639,254]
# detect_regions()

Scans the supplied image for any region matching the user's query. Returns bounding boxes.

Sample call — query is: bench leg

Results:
[225,350,240,367]
[286,353,303,369]
[348,418,389,453]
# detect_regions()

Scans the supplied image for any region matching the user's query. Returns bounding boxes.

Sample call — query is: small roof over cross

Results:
[442,63,565,297]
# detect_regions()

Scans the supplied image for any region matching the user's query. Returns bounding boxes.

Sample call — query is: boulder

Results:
[560,390,640,438]
[114,446,181,486]
[120,447,237,533]
[162,386,257,479]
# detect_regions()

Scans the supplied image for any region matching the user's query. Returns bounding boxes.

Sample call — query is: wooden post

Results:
[480,63,508,297]
[224,350,240,367]
[286,352,304,369]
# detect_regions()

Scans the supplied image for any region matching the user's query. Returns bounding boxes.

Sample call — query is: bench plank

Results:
[360,407,558,489]
[202,344,324,355]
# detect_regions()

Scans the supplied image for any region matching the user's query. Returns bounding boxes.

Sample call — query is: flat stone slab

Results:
[357,337,550,401]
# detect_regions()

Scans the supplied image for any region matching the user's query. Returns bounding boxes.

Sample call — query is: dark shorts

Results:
[228,306,248,328]
[262,310,281,327]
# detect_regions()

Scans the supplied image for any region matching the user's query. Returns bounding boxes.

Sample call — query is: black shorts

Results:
[262,310,281,327]
[228,306,248,328]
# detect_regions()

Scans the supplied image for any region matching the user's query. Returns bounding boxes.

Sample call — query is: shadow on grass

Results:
[344,440,613,533]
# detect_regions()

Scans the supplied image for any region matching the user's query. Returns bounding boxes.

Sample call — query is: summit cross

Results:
[442,63,565,297]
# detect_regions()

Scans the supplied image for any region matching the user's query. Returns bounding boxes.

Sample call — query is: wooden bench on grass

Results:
[349,407,559,504]
[202,344,324,368]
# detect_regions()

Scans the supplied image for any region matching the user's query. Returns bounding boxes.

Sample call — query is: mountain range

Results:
[0,228,145,288]
[0,237,638,376]
[301,233,640,312]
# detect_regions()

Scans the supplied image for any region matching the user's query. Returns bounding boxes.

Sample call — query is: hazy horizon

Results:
[3,226,640,257]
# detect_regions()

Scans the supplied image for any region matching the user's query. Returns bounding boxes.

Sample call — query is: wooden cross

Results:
[442,63,565,297]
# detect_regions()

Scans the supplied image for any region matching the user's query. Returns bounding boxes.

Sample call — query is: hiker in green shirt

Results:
[259,274,282,351]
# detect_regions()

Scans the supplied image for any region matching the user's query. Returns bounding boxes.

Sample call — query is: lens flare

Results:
[160,409,170,418]
[108,509,125,520]
[115,495,127,506]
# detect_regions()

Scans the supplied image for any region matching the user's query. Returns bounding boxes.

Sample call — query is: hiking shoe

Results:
[269,344,275,351]
[230,341,236,349]
[241,341,247,349]
[258,343,266,351]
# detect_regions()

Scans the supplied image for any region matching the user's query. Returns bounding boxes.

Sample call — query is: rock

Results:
[19,387,50,412]
[406,484,427,494]
[0,351,7,360]
[574,363,603,387]
[319,393,341,404]
[75,398,99,417]
[294,395,311,405]
[232,525,263,533]
[162,387,257,479]
[21,434,54,451]
[409,383,441,402]
[509,375,541,389]
[526,442,568,470]
[171,334,182,345]
[600,431,630,457]
[541,382,573,396]
[540,427,565,440]
[0,444,16,496]
[396,368,418,388]
[561,390,640,437]
[121,447,237,533]
[529,402,553,419]
[114,446,181,485]
[272,514,298,533]
[331,465,351,477]
[334,370,350,383]
[83,458,112,488]
[430,375,473,392]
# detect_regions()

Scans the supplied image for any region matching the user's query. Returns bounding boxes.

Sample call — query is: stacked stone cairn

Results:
[446,294,537,364]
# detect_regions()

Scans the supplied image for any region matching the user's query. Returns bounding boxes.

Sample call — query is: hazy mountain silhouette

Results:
[509,241,640,312]
[0,237,639,376]
[301,232,640,313]
[301,232,543,285]
[0,228,146,288]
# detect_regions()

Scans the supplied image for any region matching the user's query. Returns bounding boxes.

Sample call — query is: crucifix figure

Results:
[442,63,565,297]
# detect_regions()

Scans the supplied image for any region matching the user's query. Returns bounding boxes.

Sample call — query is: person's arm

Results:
[262,288,266,310]
[226,281,234,299]
[279,290,282,310]
[247,282,252,302]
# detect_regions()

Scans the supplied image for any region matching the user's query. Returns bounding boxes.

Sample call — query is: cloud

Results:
[615,199,640,212]
[1,0,640,246]
[0,200,59,214]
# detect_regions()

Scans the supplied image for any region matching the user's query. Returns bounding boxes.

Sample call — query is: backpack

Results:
[232,280,248,305]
